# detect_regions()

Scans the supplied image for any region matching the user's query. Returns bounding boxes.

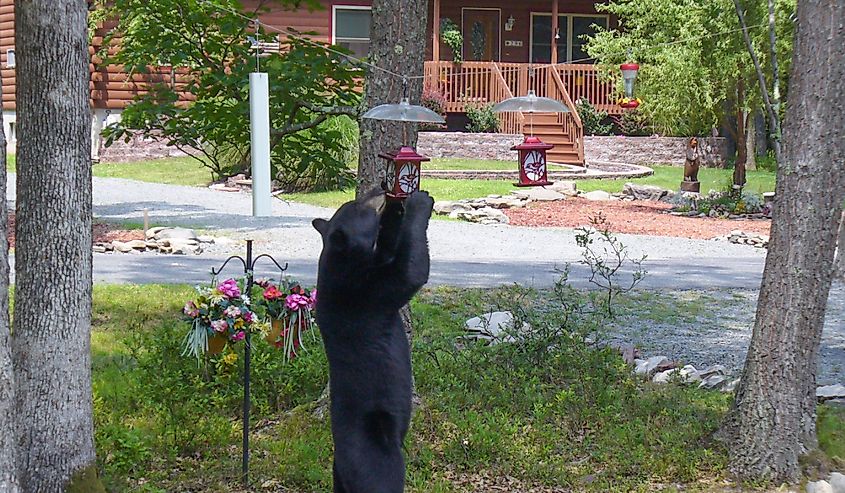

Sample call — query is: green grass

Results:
[577,165,776,195]
[85,284,845,491]
[427,158,516,170]
[93,157,214,187]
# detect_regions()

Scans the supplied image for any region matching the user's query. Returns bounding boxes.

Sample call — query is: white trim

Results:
[331,5,372,45]
[528,12,609,63]
[460,7,502,62]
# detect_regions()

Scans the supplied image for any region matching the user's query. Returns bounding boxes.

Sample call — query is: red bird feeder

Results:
[512,136,554,187]
[378,146,429,200]
[619,62,640,109]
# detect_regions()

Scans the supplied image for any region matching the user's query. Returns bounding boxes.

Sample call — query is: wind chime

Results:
[492,89,570,187]
[362,80,446,200]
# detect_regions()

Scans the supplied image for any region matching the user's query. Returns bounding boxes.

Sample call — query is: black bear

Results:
[312,189,434,493]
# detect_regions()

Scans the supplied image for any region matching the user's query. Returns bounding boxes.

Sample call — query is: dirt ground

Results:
[7,213,144,249]
[505,198,772,240]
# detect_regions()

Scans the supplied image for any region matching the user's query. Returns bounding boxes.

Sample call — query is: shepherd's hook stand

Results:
[210,239,288,487]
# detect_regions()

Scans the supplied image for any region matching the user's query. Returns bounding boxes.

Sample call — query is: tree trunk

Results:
[720,0,845,482]
[356,0,428,197]
[12,1,102,491]
[745,113,757,171]
[835,212,845,280]
[733,76,747,187]
[0,79,19,493]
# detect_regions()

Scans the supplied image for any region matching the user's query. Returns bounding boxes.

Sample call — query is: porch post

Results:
[432,0,440,62]
[551,0,559,65]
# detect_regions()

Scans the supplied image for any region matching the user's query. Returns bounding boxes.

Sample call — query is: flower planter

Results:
[208,334,227,355]
[265,318,285,346]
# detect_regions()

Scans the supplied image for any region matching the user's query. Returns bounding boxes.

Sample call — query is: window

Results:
[530,14,608,64]
[333,6,371,59]
[5,49,14,68]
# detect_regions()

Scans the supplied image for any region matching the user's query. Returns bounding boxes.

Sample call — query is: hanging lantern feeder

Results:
[619,62,640,109]
[492,90,569,187]
[363,95,445,200]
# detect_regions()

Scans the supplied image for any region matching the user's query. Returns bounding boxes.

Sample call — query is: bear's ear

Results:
[312,218,329,236]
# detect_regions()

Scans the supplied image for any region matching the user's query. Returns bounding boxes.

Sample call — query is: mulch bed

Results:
[505,198,772,240]
[6,213,144,249]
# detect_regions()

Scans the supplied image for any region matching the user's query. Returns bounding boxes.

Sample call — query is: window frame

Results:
[529,12,609,64]
[331,4,372,57]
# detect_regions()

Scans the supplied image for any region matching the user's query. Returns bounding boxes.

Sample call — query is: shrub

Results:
[612,109,652,136]
[275,115,358,193]
[466,104,500,133]
[576,98,613,136]
[420,85,448,131]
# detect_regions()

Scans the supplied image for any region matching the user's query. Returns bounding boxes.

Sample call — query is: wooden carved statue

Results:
[681,137,701,192]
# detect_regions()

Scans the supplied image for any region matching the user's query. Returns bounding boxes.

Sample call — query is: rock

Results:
[807,480,834,493]
[434,201,456,214]
[622,183,670,201]
[510,187,566,202]
[679,365,702,382]
[145,226,167,239]
[817,384,845,402]
[197,235,215,244]
[92,245,107,254]
[484,197,523,209]
[653,368,679,384]
[126,239,148,250]
[153,227,198,241]
[698,365,727,379]
[699,374,728,390]
[582,190,616,201]
[549,180,578,196]
[634,356,671,377]
[464,311,530,344]
[111,241,133,253]
[722,378,740,393]
[828,473,845,493]
[212,237,235,247]
[145,241,159,249]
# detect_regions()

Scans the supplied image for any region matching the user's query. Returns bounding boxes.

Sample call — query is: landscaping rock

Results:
[111,241,133,253]
[699,374,728,390]
[622,183,673,202]
[807,480,834,493]
[679,365,703,383]
[817,384,845,402]
[511,187,567,202]
[92,245,107,254]
[634,356,671,377]
[721,378,740,393]
[145,226,167,239]
[154,227,198,241]
[581,190,616,201]
[828,473,845,493]
[434,201,457,215]
[549,180,578,196]
[197,235,215,244]
[724,230,769,248]
[464,311,531,344]
[125,239,148,250]
[653,368,679,384]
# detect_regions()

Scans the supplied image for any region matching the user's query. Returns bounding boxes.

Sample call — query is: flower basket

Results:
[181,278,257,359]
[254,279,317,362]
[207,334,228,355]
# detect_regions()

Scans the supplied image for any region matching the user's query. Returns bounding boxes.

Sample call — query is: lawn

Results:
[577,165,777,196]
[89,283,843,492]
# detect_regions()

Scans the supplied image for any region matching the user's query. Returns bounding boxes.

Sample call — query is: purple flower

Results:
[217,279,241,299]
[211,319,229,333]
[183,301,199,318]
[309,289,318,308]
[242,311,255,323]
[224,305,241,318]
[232,331,246,342]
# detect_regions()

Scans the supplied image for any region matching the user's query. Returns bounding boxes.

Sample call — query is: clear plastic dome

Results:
[363,97,446,123]
[492,90,569,114]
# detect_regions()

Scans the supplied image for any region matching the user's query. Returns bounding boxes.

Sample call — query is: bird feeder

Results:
[362,94,445,200]
[512,137,554,187]
[378,146,429,200]
[619,62,640,109]
[492,90,570,187]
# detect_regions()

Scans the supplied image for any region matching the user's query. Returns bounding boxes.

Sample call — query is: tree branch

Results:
[272,104,359,137]
[732,0,782,164]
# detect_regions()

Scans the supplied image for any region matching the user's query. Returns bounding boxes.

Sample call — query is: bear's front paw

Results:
[406,190,434,217]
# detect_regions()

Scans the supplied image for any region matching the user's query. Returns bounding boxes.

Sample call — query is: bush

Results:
[612,109,652,136]
[440,19,463,62]
[576,98,613,136]
[275,115,358,193]
[466,104,500,133]
[420,85,448,131]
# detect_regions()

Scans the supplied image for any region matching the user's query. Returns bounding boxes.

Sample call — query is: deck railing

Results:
[424,61,619,116]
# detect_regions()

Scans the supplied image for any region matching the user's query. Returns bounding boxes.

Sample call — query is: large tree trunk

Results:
[835,212,845,280]
[0,81,19,493]
[720,0,845,482]
[733,75,747,187]
[12,1,102,490]
[356,0,428,197]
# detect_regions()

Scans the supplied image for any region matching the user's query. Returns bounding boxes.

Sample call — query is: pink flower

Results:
[242,311,255,323]
[285,293,310,311]
[183,301,199,318]
[309,289,317,308]
[211,319,228,333]
[255,278,271,288]
[232,331,246,342]
[217,279,241,299]
[263,285,284,301]
[224,305,241,318]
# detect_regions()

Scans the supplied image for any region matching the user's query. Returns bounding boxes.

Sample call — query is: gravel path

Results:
[5,175,843,385]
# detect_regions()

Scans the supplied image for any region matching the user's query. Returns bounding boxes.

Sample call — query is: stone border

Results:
[422,161,654,181]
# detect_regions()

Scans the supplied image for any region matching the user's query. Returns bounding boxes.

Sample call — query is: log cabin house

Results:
[0,0,619,165]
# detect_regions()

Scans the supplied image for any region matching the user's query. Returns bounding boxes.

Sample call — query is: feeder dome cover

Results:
[492,90,569,114]
[363,97,446,123]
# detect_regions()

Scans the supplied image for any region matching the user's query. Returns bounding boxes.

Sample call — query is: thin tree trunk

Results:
[0,80,19,493]
[734,76,747,187]
[12,1,102,490]
[835,212,845,280]
[745,114,757,171]
[720,0,845,482]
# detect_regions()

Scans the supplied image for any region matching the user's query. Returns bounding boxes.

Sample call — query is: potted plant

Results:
[182,278,257,359]
[254,278,317,361]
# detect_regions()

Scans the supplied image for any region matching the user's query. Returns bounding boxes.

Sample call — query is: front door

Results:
[462,8,500,61]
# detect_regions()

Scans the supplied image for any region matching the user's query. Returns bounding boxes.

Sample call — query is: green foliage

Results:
[98,0,362,191]
[420,86,448,131]
[440,18,463,62]
[586,0,795,136]
[612,109,652,136]
[576,98,613,136]
[465,104,500,133]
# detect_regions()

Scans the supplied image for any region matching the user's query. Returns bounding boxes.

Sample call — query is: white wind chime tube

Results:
[249,72,272,217]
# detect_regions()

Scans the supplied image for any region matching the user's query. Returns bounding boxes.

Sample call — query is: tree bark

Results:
[720,0,845,482]
[12,1,102,490]
[734,76,747,187]
[356,0,428,197]
[835,211,845,280]
[745,113,757,171]
[0,77,19,493]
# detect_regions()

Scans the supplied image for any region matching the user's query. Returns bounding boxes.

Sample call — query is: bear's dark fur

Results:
[312,190,434,493]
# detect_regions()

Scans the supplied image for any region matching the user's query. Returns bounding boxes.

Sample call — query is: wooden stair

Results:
[521,113,582,165]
